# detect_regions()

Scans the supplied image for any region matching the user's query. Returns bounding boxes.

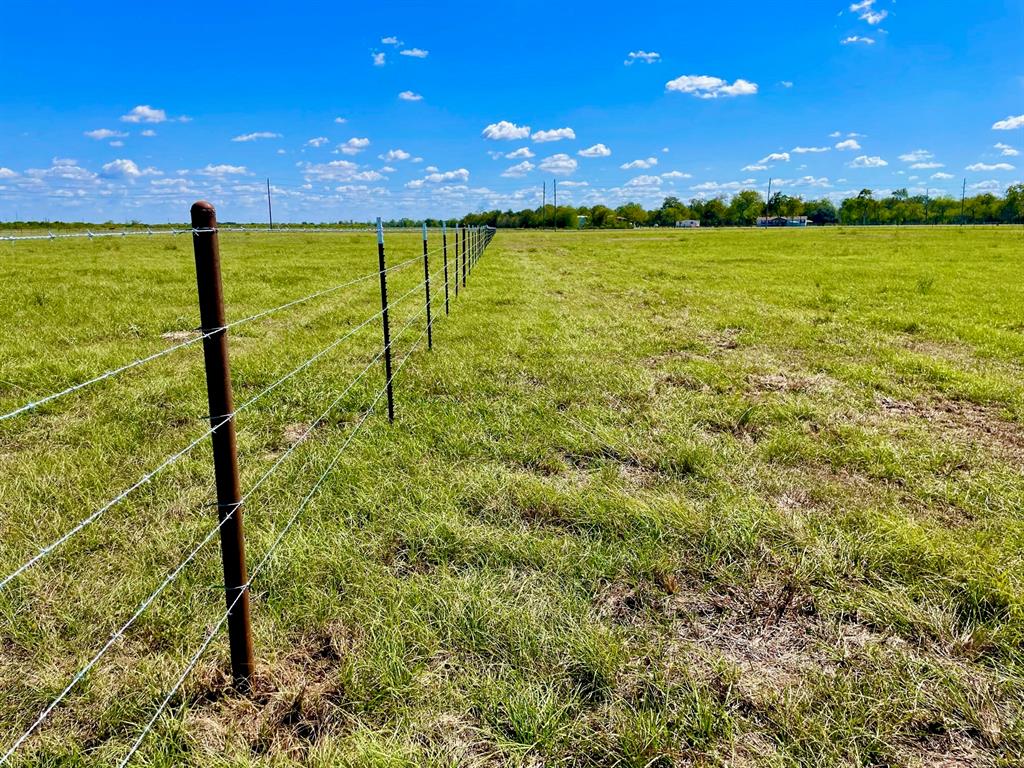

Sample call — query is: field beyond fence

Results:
[1,225,1023,766]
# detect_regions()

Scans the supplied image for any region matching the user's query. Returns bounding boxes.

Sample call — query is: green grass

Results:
[1,225,1023,766]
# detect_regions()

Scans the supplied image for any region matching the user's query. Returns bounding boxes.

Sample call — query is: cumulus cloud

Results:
[120,105,187,124]
[305,137,330,148]
[993,115,1024,130]
[532,127,576,143]
[780,80,794,88]
[841,36,875,45]
[690,179,756,192]
[372,52,386,66]
[966,162,1014,171]
[398,91,423,101]
[539,153,578,174]
[665,74,758,98]
[848,155,888,168]
[0,167,18,178]
[759,152,791,163]
[334,117,347,124]
[141,129,156,137]
[931,172,954,179]
[482,121,531,140]
[232,131,281,142]
[625,175,662,187]
[910,162,944,169]
[199,164,249,176]
[995,143,1019,156]
[102,159,162,178]
[505,147,535,159]
[742,164,768,171]
[381,36,402,45]
[835,138,861,150]
[620,157,658,169]
[337,137,370,155]
[578,143,611,158]
[898,149,933,162]
[625,51,660,65]
[400,48,429,58]
[379,148,411,161]
[660,171,692,178]
[501,161,535,178]
[792,146,830,153]
[84,128,127,140]
[406,168,471,188]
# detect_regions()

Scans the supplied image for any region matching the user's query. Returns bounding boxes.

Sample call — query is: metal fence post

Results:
[190,201,255,691]
[461,222,467,288]
[376,218,395,422]
[422,222,432,350]
[442,222,450,315]
[454,225,460,298]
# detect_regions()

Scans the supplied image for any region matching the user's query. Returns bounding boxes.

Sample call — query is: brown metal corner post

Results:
[190,201,255,691]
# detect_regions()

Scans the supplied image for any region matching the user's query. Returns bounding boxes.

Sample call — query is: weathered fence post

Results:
[190,200,255,691]
[376,218,395,422]
[422,222,433,350]
[442,222,450,315]
[454,225,459,299]
[461,222,467,288]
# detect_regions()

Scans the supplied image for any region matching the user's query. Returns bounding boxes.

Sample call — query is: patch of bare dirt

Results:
[876,394,1024,466]
[412,713,503,767]
[188,622,359,759]
[747,372,836,396]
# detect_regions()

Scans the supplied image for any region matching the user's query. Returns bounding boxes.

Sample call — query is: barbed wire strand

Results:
[0,255,421,424]
[0,227,471,243]
[0,272,431,591]
[0,302,436,762]
[116,321,430,768]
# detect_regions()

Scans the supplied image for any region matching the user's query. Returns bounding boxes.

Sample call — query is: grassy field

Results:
[1,225,1023,767]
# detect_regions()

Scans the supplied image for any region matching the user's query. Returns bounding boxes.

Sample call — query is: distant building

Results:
[675,219,701,228]
[577,215,588,229]
[757,216,809,227]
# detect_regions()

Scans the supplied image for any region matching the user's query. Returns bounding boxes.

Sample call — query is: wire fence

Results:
[0,203,496,764]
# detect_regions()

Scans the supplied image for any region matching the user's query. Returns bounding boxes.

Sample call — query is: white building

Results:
[675,220,700,228]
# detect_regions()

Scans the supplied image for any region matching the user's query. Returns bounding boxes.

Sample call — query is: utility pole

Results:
[266,178,274,230]
[765,178,773,226]
[553,179,557,230]
[960,178,967,225]
[542,181,546,228]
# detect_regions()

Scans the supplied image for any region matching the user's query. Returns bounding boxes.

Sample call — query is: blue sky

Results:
[1,0,1021,222]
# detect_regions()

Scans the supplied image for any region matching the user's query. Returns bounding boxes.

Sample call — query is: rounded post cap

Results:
[190,201,217,228]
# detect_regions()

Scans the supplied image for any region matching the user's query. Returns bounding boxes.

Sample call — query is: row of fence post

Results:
[189,201,494,689]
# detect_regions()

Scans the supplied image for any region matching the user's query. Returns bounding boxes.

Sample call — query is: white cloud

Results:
[665,74,758,99]
[848,155,888,168]
[931,172,954,179]
[372,52,386,66]
[539,153,578,174]
[381,36,402,45]
[620,157,658,169]
[829,131,842,138]
[559,181,589,187]
[100,159,161,179]
[109,140,124,147]
[660,171,692,178]
[578,143,611,158]
[835,138,861,150]
[337,137,370,155]
[407,168,471,188]
[690,179,756,192]
[400,48,429,58]
[0,168,18,178]
[334,117,347,124]
[424,165,439,172]
[232,131,281,142]
[532,127,576,143]
[910,162,944,169]
[993,115,1024,130]
[501,161,535,178]
[505,147,535,159]
[305,136,330,148]
[780,80,794,88]
[898,149,933,162]
[199,164,249,176]
[398,91,423,101]
[773,176,832,188]
[625,51,660,65]
[995,143,1020,156]
[625,175,662,187]
[120,105,187,124]
[141,129,156,137]
[84,128,127,140]
[742,164,768,171]
[353,170,385,181]
[792,146,830,153]
[966,162,1014,171]
[380,166,397,173]
[482,121,531,140]
[759,152,791,163]
[841,36,875,45]
[379,148,411,161]
[969,179,1003,192]
[859,8,888,24]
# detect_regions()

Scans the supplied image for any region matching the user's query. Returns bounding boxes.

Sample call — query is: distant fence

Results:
[0,202,495,764]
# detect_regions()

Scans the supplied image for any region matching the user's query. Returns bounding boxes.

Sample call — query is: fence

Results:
[0,202,495,764]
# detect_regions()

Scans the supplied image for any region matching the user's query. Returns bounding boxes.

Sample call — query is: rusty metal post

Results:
[422,222,432,350]
[454,225,460,298]
[441,222,450,315]
[376,218,395,422]
[190,201,255,691]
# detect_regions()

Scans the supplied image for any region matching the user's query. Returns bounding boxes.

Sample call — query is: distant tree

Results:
[615,202,648,226]
[728,190,764,226]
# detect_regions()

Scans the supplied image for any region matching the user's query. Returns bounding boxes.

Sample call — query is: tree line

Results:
[455,184,1024,228]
